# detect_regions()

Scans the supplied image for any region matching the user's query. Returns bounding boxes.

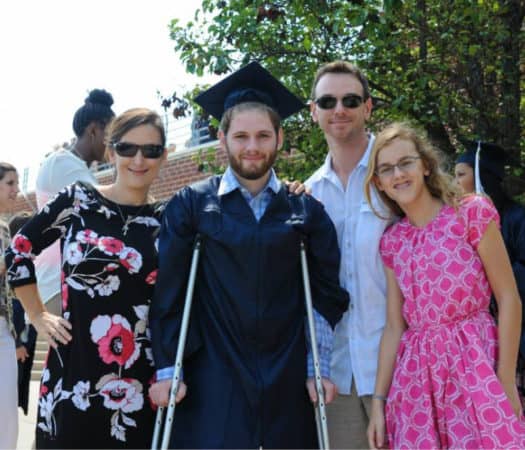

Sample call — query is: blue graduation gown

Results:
[150,175,349,449]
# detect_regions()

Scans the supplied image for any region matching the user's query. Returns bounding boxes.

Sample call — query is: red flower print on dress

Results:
[61,271,68,310]
[11,234,32,256]
[98,377,144,413]
[105,263,119,272]
[76,229,99,245]
[97,237,125,256]
[145,270,157,285]
[90,315,140,369]
[118,247,142,274]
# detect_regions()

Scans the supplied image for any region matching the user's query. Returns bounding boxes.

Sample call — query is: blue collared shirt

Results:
[157,167,333,381]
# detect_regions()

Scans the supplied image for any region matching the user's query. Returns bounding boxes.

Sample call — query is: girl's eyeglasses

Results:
[375,156,421,179]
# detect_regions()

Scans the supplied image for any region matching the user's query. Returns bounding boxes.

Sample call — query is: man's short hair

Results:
[310,61,370,100]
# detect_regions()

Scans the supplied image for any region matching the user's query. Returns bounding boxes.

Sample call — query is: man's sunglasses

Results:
[314,94,364,110]
[112,142,165,159]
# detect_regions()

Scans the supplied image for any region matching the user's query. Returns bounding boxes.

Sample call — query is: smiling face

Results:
[219,107,283,182]
[374,137,431,211]
[0,169,19,211]
[108,124,166,194]
[311,72,372,142]
[454,162,475,194]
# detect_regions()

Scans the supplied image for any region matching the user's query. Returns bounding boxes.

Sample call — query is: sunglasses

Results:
[112,142,165,159]
[314,94,364,110]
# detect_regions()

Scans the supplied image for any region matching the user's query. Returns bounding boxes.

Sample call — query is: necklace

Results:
[114,202,148,236]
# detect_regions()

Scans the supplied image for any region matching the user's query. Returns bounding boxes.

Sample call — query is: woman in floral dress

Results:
[6,108,167,449]
[365,123,525,449]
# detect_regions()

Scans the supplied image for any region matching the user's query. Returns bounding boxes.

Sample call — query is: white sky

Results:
[0,0,218,187]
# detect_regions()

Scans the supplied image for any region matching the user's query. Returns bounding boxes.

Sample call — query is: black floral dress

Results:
[6,182,164,449]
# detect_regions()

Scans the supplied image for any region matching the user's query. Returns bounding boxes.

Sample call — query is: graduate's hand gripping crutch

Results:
[151,236,201,450]
[301,239,330,450]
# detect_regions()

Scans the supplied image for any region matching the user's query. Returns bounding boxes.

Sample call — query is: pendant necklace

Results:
[114,203,147,236]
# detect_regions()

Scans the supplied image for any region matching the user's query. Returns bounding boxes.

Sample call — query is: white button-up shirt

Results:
[306,135,391,395]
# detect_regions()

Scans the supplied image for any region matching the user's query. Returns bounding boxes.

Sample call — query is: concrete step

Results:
[35,340,48,352]
[31,335,49,382]
[30,371,42,381]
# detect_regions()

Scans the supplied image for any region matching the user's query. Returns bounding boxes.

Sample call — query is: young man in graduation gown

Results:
[149,62,349,449]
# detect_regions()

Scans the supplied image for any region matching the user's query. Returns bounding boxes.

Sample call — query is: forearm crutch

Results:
[301,239,330,450]
[151,236,201,450]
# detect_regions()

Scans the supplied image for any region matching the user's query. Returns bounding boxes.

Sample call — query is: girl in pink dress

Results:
[364,122,525,449]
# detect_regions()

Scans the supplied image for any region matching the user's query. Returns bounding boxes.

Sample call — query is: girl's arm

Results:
[478,220,522,417]
[367,266,407,449]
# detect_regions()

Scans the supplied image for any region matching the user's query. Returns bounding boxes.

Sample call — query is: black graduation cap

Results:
[194,61,305,121]
[456,139,507,180]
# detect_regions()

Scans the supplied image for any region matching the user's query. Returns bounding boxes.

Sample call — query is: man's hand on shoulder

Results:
[284,179,311,196]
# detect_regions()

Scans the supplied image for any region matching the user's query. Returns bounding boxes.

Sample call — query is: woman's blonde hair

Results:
[364,122,460,219]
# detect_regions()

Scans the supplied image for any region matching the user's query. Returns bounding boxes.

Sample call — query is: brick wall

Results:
[8,143,226,217]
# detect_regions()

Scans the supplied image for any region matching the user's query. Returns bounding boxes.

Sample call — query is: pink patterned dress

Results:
[380,195,525,449]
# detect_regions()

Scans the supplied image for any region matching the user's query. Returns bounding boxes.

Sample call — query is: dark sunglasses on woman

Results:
[112,142,165,159]
[314,93,364,110]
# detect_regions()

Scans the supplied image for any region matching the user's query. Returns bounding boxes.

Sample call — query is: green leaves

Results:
[167,0,524,179]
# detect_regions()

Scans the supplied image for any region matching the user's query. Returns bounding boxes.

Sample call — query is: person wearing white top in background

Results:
[35,89,114,316]
[306,61,391,449]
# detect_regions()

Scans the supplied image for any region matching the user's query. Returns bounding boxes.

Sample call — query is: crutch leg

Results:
[151,236,202,450]
[151,406,165,450]
[300,240,330,450]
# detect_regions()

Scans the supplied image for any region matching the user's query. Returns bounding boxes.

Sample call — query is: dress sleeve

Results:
[5,184,76,287]
[379,226,396,269]
[463,195,500,250]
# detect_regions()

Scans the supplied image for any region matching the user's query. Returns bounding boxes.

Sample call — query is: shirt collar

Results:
[218,166,281,197]
[319,133,376,179]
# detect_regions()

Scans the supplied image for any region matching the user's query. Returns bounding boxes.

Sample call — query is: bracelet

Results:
[372,393,387,401]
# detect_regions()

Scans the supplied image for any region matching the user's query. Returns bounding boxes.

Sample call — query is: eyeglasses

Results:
[314,94,364,110]
[375,156,421,179]
[112,142,165,159]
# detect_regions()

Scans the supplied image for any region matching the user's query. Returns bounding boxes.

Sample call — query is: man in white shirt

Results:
[35,89,114,315]
[306,61,390,449]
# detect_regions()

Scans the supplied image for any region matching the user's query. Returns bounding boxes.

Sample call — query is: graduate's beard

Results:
[225,143,278,181]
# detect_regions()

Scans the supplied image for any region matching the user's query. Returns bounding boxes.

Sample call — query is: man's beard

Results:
[226,143,278,181]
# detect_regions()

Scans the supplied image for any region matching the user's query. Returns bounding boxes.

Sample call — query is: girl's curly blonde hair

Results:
[365,122,461,219]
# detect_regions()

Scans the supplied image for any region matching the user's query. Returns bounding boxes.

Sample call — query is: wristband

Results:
[372,393,387,401]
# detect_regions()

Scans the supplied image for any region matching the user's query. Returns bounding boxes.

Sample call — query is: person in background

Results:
[0,162,20,449]
[366,122,524,449]
[149,62,349,449]
[305,60,390,448]
[8,212,37,416]
[455,140,525,407]
[34,89,115,317]
[6,108,166,449]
